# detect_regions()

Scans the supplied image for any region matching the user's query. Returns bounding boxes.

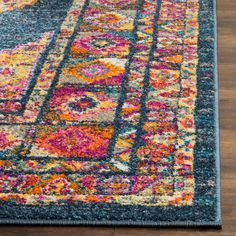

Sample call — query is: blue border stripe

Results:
[213,0,222,224]
[106,0,145,159]
[129,0,162,173]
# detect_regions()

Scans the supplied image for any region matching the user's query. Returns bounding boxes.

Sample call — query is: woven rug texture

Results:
[0,0,220,227]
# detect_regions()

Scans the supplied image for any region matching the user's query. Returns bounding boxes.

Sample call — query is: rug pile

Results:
[0,0,220,226]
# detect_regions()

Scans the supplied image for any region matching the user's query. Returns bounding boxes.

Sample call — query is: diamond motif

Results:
[63,60,125,85]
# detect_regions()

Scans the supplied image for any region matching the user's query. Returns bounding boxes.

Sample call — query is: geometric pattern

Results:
[0,0,220,226]
[0,0,199,206]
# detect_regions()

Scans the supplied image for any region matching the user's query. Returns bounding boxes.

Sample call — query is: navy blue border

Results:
[0,0,221,227]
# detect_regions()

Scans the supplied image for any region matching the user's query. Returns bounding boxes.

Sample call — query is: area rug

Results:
[0,0,221,227]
